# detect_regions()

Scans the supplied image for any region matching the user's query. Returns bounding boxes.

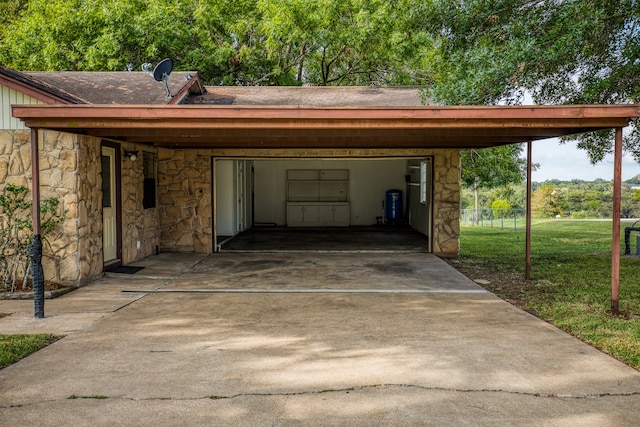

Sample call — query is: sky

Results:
[517,91,640,182]
[528,138,640,182]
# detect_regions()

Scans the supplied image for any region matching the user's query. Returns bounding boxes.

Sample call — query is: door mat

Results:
[110,266,145,274]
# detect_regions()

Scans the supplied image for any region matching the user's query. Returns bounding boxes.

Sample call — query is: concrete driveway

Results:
[1,253,640,426]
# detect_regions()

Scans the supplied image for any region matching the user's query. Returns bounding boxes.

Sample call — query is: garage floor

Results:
[219,226,429,252]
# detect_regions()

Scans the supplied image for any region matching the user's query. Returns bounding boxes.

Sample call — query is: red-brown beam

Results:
[526,141,532,280]
[611,127,623,315]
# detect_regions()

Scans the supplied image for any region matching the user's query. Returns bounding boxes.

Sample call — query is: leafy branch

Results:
[0,184,64,292]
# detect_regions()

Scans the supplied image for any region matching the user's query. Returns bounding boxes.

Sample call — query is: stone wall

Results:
[157,148,212,253]
[155,148,460,256]
[432,149,461,256]
[0,129,96,285]
[0,130,165,284]
[76,134,103,282]
[120,144,160,263]
[1,128,460,283]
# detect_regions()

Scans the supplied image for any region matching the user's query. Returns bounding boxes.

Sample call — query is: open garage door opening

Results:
[214,157,433,253]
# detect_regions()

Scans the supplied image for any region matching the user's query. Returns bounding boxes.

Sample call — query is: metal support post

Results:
[611,127,622,315]
[30,128,44,318]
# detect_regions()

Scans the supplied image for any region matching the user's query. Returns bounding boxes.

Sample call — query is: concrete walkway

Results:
[1,253,639,426]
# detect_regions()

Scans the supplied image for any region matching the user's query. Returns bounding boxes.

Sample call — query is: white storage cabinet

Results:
[286,169,350,226]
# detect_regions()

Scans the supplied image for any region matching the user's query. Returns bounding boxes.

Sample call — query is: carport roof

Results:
[12,102,640,149]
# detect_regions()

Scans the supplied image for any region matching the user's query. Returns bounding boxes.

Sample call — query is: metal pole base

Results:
[30,234,44,318]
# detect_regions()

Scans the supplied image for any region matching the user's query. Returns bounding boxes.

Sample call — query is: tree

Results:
[531,183,565,219]
[0,0,206,72]
[257,0,431,85]
[0,0,433,86]
[421,0,640,164]
[0,0,271,83]
[487,185,525,210]
[460,144,526,220]
[0,0,28,29]
[491,199,512,218]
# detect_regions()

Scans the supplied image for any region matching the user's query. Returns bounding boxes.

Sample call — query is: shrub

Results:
[491,199,512,218]
[0,184,64,292]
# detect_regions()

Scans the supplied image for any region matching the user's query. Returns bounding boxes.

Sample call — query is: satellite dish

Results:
[152,58,174,98]
[153,58,173,82]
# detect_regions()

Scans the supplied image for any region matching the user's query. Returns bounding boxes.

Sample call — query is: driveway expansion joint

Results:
[4,384,640,409]
[113,256,210,309]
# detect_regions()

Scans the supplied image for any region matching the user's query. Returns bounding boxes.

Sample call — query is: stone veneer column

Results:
[75,134,103,282]
[0,130,103,285]
[120,145,160,263]
[432,149,461,256]
[157,148,212,253]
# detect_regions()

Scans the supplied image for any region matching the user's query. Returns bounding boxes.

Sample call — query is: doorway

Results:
[214,159,254,245]
[101,144,122,267]
[214,157,433,252]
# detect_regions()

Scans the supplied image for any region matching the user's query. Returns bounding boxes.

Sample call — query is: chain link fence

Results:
[461,208,527,231]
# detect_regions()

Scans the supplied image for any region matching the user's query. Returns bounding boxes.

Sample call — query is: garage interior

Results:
[215,157,432,252]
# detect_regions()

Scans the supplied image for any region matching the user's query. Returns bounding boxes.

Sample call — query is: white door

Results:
[215,159,236,236]
[102,146,117,262]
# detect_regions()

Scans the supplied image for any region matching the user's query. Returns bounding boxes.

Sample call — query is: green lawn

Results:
[0,334,60,369]
[457,219,640,369]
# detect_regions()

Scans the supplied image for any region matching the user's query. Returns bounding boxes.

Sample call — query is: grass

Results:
[0,334,60,369]
[456,219,640,369]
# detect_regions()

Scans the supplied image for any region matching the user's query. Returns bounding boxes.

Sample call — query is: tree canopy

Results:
[1,0,638,170]
[421,0,640,163]
[461,145,526,191]
[0,0,432,86]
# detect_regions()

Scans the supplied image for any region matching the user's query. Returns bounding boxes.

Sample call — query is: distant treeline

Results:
[462,178,640,219]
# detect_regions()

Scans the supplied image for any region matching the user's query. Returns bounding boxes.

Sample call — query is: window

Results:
[143,152,156,209]
[101,155,111,208]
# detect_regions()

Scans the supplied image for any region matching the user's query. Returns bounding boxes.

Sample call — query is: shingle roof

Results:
[184,86,427,107]
[4,64,422,107]
[26,71,202,105]
[0,65,85,104]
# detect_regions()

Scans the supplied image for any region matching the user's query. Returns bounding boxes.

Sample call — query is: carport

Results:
[11,102,640,316]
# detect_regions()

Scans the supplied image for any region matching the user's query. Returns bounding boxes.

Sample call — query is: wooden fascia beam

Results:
[12,105,636,130]
[12,103,640,117]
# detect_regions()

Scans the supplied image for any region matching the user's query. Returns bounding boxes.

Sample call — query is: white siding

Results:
[0,85,43,130]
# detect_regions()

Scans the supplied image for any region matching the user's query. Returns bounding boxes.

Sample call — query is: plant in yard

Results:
[491,199,512,218]
[0,184,64,292]
[531,183,564,218]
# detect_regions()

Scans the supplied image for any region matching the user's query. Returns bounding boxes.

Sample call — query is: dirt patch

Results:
[1,281,74,300]
[6,281,67,292]
[446,258,535,308]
